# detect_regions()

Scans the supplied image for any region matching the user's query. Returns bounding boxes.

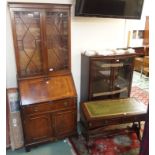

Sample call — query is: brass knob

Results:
[34,108,38,112]
[64,102,68,106]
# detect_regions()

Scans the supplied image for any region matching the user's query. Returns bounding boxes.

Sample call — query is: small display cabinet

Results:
[80,52,138,103]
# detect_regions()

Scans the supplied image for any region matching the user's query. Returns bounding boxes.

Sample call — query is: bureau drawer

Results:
[52,98,76,110]
[22,98,76,115]
[22,102,51,115]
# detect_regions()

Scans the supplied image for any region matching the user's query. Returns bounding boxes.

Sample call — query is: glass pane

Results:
[91,58,133,99]
[113,58,133,98]
[14,11,43,77]
[91,60,113,99]
[46,12,69,72]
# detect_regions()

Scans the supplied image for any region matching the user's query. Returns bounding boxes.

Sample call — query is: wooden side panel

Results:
[80,54,90,103]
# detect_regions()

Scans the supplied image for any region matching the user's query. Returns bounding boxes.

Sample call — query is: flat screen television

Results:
[75,0,144,19]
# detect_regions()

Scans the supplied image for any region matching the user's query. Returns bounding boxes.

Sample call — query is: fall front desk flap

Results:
[19,75,77,105]
[84,98,147,118]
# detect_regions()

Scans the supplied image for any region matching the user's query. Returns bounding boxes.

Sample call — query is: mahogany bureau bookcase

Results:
[8,2,77,151]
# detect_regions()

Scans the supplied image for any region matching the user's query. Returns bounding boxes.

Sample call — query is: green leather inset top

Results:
[84,98,147,118]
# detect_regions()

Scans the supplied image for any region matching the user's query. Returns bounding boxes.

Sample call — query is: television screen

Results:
[75,0,144,19]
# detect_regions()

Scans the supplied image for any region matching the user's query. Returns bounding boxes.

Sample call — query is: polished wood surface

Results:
[54,109,76,137]
[19,75,77,105]
[23,113,53,143]
[22,98,76,115]
[22,98,77,146]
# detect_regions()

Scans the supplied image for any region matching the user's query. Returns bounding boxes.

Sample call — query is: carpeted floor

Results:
[69,130,140,155]
[131,86,149,105]
[132,71,149,92]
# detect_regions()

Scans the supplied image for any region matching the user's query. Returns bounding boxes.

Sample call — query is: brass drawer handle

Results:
[64,102,68,106]
[34,108,39,112]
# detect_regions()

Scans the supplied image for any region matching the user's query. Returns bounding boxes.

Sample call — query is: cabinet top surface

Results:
[19,75,77,105]
[8,2,71,8]
[83,98,147,119]
[82,48,142,58]
[82,53,139,59]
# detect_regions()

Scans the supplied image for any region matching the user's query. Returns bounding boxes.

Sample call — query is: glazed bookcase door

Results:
[12,10,44,78]
[90,58,133,100]
[91,59,113,100]
[112,58,133,98]
[45,10,70,74]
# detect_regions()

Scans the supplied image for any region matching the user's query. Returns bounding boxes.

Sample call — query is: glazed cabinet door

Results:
[9,4,71,78]
[23,114,53,143]
[90,57,134,100]
[45,10,70,74]
[112,58,134,98]
[53,110,76,137]
[10,9,44,78]
[90,59,113,100]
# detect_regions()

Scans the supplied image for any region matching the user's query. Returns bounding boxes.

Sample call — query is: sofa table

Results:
[80,98,147,141]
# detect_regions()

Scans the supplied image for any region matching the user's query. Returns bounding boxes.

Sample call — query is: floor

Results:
[132,71,149,92]
[6,71,149,155]
[6,139,76,155]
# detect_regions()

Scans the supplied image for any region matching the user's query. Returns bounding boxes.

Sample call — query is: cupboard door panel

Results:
[23,114,52,143]
[13,11,44,77]
[45,11,70,73]
[53,110,76,136]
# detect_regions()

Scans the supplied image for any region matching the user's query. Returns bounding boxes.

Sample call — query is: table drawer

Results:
[88,117,123,128]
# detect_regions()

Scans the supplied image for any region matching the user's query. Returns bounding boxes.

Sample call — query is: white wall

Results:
[6,0,149,104]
